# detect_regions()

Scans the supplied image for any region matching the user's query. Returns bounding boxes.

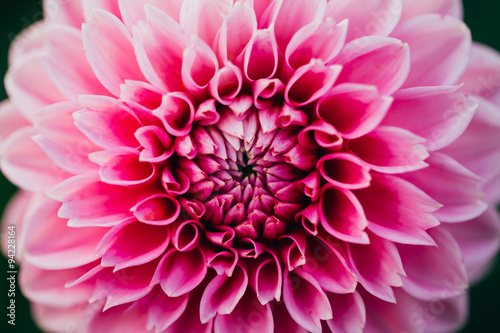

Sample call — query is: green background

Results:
[0,1,499,332]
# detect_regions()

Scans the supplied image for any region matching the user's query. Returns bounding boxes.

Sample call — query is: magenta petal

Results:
[182,36,219,95]
[319,184,369,244]
[82,9,145,97]
[318,152,372,190]
[349,126,429,174]
[348,233,405,302]
[135,125,174,163]
[286,18,347,69]
[200,265,248,323]
[137,287,188,332]
[249,252,282,304]
[356,173,441,245]
[210,63,244,105]
[214,290,274,333]
[97,220,169,270]
[153,92,195,137]
[279,232,307,271]
[205,246,239,276]
[131,194,180,225]
[244,28,279,81]
[164,288,214,333]
[326,291,366,333]
[151,248,207,297]
[285,59,342,107]
[393,14,471,88]
[317,83,392,139]
[283,269,332,332]
[336,37,410,95]
[398,227,468,301]
[86,302,149,333]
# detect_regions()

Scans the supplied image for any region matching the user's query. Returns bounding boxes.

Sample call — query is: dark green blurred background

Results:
[0,1,499,332]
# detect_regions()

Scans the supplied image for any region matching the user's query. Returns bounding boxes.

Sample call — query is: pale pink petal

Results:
[43,0,84,28]
[179,0,232,46]
[283,269,332,332]
[326,0,403,42]
[7,21,45,66]
[392,14,471,88]
[87,302,149,333]
[82,9,145,97]
[119,0,184,30]
[41,25,109,100]
[401,0,463,20]
[398,227,468,302]
[0,100,30,145]
[327,291,366,333]
[348,233,405,302]
[5,51,66,121]
[0,127,70,192]
[355,173,441,246]
[403,152,487,223]
[444,208,500,283]
[335,37,410,95]
[459,43,500,103]
[22,197,107,269]
[83,0,122,20]
[32,303,89,333]
[349,126,429,174]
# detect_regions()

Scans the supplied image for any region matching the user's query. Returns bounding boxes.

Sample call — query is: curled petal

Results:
[153,92,195,137]
[182,36,219,95]
[326,291,366,333]
[135,125,174,163]
[318,153,372,190]
[172,220,202,252]
[248,252,283,304]
[131,194,180,226]
[244,28,279,81]
[210,63,244,105]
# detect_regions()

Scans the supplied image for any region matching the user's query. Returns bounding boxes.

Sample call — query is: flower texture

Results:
[2,0,500,332]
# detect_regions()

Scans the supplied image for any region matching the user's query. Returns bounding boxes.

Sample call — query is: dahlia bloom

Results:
[2,0,500,332]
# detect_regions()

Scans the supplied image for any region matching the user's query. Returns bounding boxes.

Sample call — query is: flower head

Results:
[2,0,500,332]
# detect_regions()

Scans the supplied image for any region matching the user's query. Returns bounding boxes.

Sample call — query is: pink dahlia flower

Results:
[2,0,500,332]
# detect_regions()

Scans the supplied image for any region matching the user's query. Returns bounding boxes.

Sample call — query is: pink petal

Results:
[279,232,307,271]
[349,126,429,174]
[383,86,476,151]
[163,288,214,333]
[285,60,342,107]
[87,300,149,332]
[335,36,410,95]
[182,36,219,95]
[355,173,441,245]
[302,237,357,294]
[217,1,257,63]
[200,265,248,323]
[96,220,169,270]
[248,252,282,304]
[0,190,32,261]
[398,227,468,301]
[83,0,122,20]
[41,25,109,100]
[319,184,369,244]
[214,290,274,333]
[47,173,139,227]
[205,245,239,276]
[392,14,471,88]
[22,197,107,269]
[403,152,486,223]
[82,9,145,97]
[151,248,207,297]
[286,18,347,69]
[273,303,308,333]
[1,127,70,192]
[298,120,343,150]
[317,83,392,139]
[444,208,500,283]
[283,269,333,332]
[244,28,279,81]
[401,0,463,20]
[273,0,327,51]
[318,152,372,190]
[135,125,174,163]
[131,194,180,225]
[32,304,88,333]
[348,233,405,302]
[210,63,244,105]
[325,0,402,42]
[326,291,366,333]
